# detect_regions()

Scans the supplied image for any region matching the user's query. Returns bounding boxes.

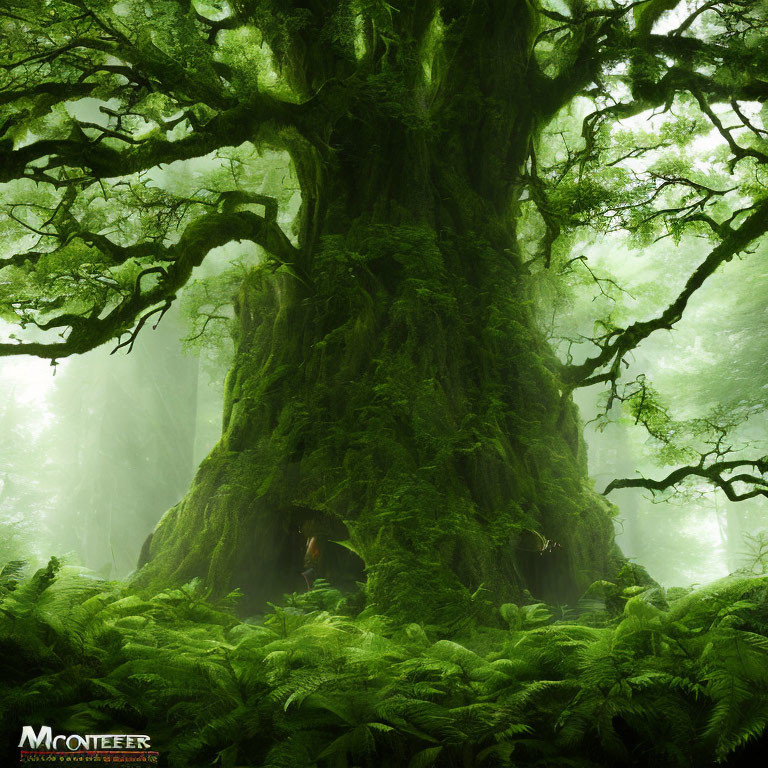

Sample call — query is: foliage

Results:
[2,560,768,766]
[1,2,768,760]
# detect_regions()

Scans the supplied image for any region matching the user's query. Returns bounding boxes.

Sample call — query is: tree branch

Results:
[0,94,301,184]
[0,207,301,360]
[604,457,768,502]
[563,196,768,389]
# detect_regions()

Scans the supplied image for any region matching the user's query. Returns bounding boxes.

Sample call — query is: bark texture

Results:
[136,185,621,620]
[133,0,624,620]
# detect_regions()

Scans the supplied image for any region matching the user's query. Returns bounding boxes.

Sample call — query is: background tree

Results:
[46,304,201,577]
[0,361,52,565]
[0,0,766,620]
[566,231,768,583]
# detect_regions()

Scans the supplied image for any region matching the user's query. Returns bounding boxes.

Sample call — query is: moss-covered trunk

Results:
[134,2,621,620]
[135,195,619,621]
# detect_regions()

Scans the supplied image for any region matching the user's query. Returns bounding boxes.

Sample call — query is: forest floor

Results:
[1,557,768,767]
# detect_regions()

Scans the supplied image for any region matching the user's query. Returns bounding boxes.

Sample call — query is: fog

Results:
[570,231,768,587]
[0,306,224,577]
[1,135,766,589]
[3,226,766,587]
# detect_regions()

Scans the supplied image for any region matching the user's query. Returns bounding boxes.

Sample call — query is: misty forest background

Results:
[3,187,767,587]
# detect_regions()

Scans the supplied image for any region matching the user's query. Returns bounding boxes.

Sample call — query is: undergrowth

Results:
[2,558,768,767]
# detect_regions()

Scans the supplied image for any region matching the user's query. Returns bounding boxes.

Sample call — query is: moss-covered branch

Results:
[0,94,303,184]
[0,204,299,359]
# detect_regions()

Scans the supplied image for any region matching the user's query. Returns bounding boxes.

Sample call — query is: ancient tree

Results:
[0,0,766,619]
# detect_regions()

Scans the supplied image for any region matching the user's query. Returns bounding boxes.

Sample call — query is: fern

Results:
[2,563,768,766]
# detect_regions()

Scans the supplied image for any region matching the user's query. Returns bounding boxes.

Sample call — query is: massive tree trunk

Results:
[135,181,621,619]
[134,1,622,621]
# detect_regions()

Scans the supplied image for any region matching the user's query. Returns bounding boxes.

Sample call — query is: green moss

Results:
[136,224,622,621]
